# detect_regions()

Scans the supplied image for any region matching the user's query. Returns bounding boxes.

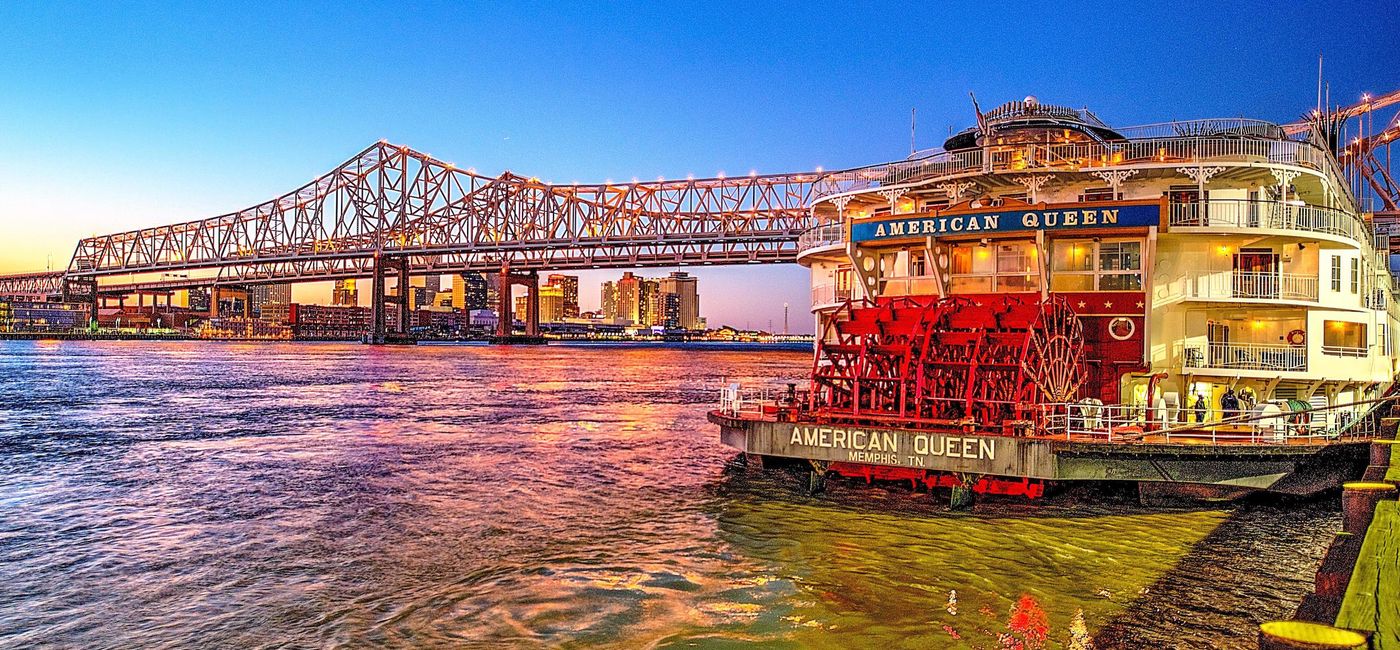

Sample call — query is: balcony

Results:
[1181,271,1319,303]
[810,283,853,308]
[1182,341,1307,373]
[1168,199,1371,245]
[797,222,845,256]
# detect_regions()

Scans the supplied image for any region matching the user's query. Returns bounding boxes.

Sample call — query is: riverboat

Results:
[711,95,1400,504]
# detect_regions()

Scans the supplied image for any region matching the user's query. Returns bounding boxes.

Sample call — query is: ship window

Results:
[1323,320,1367,353]
[949,241,1039,293]
[1051,239,1142,291]
[910,250,927,277]
[1331,256,1343,292]
[1350,258,1359,294]
[1080,187,1116,202]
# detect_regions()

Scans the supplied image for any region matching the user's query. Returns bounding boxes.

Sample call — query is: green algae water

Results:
[0,341,1336,648]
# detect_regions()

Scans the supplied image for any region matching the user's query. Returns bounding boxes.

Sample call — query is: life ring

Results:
[1286,329,1306,346]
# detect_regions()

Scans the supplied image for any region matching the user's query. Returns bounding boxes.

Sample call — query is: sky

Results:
[0,1,1397,333]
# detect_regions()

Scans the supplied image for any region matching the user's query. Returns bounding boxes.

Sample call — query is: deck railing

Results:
[797,221,845,254]
[810,283,853,307]
[814,133,1349,206]
[1181,341,1308,372]
[1168,198,1371,244]
[1321,344,1370,357]
[1039,401,1366,444]
[1182,270,1320,302]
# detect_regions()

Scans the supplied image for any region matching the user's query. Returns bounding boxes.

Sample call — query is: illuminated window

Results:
[1098,241,1143,290]
[1323,320,1367,354]
[949,242,1039,293]
[1051,239,1142,291]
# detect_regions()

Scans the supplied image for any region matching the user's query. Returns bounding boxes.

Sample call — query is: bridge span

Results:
[0,140,905,341]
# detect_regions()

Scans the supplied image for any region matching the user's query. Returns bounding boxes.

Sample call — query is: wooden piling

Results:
[1342,482,1398,535]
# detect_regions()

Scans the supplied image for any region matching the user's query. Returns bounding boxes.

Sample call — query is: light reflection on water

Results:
[0,341,1335,648]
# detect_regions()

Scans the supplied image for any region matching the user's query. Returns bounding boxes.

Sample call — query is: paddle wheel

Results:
[810,294,1087,435]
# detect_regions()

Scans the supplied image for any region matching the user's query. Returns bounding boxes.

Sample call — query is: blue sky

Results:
[1,1,1396,331]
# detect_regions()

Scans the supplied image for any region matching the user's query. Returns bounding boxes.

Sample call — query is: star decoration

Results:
[1135,301,1144,309]
[1077,301,1087,308]
[1103,301,1114,309]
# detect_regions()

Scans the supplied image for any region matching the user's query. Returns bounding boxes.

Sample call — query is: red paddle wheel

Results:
[810,294,1086,435]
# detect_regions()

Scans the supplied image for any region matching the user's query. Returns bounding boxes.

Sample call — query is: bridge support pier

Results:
[366,254,414,345]
[493,265,542,344]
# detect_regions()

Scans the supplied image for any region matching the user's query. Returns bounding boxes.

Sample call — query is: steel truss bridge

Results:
[14,140,856,295]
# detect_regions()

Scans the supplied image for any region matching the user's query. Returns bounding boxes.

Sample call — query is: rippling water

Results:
[0,341,1337,648]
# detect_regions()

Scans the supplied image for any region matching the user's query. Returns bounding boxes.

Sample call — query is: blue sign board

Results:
[850,203,1161,243]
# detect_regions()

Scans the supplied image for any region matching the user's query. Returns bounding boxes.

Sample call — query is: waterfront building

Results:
[332,279,358,306]
[288,304,373,340]
[453,272,492,311]
[616,272,642,324]
[659,271,700,329]
[547,274,580,318]
[601,281,618,320]
[187,287,211,312]
[0,300,88,332]
[423,274,441,307]
[249,284,292,318]
[539,283,566,322]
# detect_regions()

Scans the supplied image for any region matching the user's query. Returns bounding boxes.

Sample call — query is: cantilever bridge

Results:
[0,140,894,341]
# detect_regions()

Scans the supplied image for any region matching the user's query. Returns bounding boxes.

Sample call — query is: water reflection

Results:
[0,341,1334,648]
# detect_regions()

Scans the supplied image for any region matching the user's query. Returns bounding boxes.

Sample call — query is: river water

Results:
[0,341,1337,649]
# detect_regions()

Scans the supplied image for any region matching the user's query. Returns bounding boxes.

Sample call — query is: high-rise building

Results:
[547,274,579,318]
[601,281,618,320]
[616,272,642,325]
[660,292,681,328]
[639,278,661,326]
[453,272,491,311]
[250,284,292,319]
[333,279,358,306]
[423,275,441,307]
[659,271,700,330]
[539,284,565,322]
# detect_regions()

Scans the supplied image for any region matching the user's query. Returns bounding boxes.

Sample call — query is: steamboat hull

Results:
[710,411,1370,499]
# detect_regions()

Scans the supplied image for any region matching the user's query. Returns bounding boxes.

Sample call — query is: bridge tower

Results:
[494,265,542,343]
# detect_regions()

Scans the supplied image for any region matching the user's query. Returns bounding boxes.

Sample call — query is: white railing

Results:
[879,275,941,297]
[1168,199,1371,244]
[810,283,853,307]
[1040,401,1355,444]
[718,382,775,417]
[1182,271,1319,302]
[812,134,1349,207]
[1321,344,1370,357]
[1181,341,1307,372]
[797,221,845,253]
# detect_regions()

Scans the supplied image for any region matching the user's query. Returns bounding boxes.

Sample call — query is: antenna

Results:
[910,108,917,155]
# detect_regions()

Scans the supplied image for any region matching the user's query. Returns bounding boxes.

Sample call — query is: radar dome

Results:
[1024,95,1039,107]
